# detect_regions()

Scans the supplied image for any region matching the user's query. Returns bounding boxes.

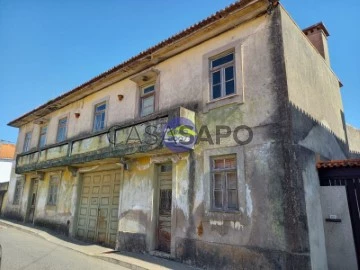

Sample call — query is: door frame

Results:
[25,178,39,223]
[152,162,176,255]
[0,192,4,215]
[75,168,122,248]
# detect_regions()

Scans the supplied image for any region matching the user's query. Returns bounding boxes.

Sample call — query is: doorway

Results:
[157,163,173,253]
[26,178,39,223]
[76,170,121,248]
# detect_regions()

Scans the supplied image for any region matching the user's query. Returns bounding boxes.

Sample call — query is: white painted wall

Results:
[0,160,13,183]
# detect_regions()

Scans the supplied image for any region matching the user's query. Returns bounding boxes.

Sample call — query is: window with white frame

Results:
[56,117,68,143]
[93,102,106,132]
[13,177,24,205]
[38,126,47,148]
[211,155,238,211]
[23,132,32,152]
[140,85,155,117]
[47,175,59,206]
[210,51,235,100]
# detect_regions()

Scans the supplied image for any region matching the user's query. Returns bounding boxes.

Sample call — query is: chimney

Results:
[303,22,330,65]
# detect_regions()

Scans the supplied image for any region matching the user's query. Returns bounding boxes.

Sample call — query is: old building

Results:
[3,1,360,269]
[0,141,15,215]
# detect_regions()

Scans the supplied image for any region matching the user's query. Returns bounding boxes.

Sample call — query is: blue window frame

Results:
[56,117,68,143]
[23,132,32,152]
[38,126,47,148]
[93,102,106,132]
[210,52,235,100]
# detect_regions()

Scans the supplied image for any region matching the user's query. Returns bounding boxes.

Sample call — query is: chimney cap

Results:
[303,22,330,37]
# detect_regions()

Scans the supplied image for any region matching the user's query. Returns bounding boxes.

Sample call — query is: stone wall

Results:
[347,124,360,155]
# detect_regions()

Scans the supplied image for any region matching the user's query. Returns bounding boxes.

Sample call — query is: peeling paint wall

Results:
[117,157,154,251]
[33,170,74,231]
[4,174,30,221]
[6,3,354,270]
[3,168,75,233]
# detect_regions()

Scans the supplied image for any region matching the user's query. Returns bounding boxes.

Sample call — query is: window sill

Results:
[204,209,244,221]
[209,208,240,214]
[207,94,238,105]
[139,111,158,119]
[204,93,243,113]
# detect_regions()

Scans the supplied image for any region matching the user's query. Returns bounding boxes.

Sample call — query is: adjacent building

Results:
[3,1,360,269]
[0,141,15,215]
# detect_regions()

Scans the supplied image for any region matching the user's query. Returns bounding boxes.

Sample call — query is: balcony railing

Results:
[15,107,195,174]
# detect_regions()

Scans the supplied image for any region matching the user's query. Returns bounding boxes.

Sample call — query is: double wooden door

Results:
[76,170,121,248]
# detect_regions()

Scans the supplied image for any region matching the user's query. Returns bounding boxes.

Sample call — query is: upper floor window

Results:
[56,117,68,143]
[140,85,155,117]
[47,175,59,206]
[93,102,106,132]
[211,155,238,211]
[210,52,235,100]
[38,126,47,148]
[23,132,32,152]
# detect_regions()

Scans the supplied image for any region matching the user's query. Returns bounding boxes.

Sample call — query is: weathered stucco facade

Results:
[3,1,360,269]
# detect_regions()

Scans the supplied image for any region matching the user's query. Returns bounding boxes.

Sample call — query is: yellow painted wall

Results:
[33,170,74,224]
[17,14,273,153]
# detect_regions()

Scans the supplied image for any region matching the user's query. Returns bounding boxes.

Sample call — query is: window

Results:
[211,155,238,211]
[93,102,106,132]
[210,52,235,100]
[56,117,68,143]
[47,175,59,205]
[23,132,32,152]
[140,85,155,117]
[38,126,47,148]
[13,178,24,205]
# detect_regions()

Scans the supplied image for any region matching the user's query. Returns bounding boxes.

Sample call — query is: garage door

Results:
[76,170,121,248]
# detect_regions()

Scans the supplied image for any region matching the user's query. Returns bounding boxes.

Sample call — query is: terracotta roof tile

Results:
[0,144,16,160]
[317,159,360,169]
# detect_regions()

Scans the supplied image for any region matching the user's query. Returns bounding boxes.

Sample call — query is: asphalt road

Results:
[0,225,128,270]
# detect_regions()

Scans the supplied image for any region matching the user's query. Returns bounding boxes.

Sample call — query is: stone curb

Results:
[0,219,184,270]
[94,255,148,270]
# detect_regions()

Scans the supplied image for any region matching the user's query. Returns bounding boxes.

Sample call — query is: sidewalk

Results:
[0,219,196,270]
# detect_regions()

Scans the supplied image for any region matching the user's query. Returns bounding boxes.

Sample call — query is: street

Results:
[0,225,127,270]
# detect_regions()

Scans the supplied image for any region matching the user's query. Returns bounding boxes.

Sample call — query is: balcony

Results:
[16,107,195,174]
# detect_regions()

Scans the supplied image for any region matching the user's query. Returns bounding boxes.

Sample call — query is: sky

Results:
[0,0,359,144]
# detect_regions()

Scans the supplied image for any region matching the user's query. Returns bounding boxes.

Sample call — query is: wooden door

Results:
[157,164,173,253]
[27,179,39,223]
[76,170,120,248]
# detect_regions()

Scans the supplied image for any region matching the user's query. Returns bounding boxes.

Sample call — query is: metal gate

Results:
[319,165,360,267]
[76,170,121,248]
